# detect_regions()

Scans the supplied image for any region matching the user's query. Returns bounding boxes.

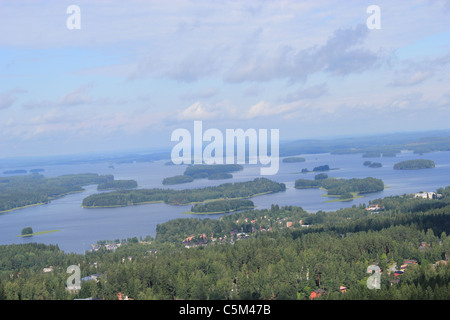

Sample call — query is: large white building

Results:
[414,192,442,199]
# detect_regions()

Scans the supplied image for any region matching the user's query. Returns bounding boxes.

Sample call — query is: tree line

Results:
[190,199,255,214]
[97,180,138,191]
[82,178,286,208]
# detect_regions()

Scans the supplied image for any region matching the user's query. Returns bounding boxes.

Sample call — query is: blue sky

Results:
[1,0,449,157]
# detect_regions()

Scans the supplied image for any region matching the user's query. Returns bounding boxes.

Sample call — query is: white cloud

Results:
[389,71,432,87]
[225,24,383,83]
[0,88,27,110]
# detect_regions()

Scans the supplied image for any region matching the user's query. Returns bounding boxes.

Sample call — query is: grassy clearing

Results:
[322,192,364,203]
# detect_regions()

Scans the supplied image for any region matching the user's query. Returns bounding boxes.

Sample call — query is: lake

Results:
[1,150,449,254]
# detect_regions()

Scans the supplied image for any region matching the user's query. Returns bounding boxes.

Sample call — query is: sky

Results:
[0,0,450,158]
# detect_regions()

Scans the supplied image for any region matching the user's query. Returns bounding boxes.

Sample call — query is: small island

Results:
[282,157,306,163]
[162,175,194,185]
[295,177,384,201]
[188,199,255,214]
[300,165,336,173]
[369,162,382,168]
[363,161,382,168]
[393,159,435,170]
[163,164,243,185]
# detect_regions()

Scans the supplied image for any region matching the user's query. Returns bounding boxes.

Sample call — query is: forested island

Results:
[184,164,243,179]
[1,186,449,300]
[162,175,194,185]
[82,178,286,208]
[189,199,255,214]
[295,177,384,200]
[300,165,334,173]
[282,157,306,163]
[163,164,243,185]
[0,173,115,213]
[364,161,382,168]
[394,159,435,170]
[97,179,138,191]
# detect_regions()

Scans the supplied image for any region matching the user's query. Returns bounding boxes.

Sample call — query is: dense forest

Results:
[190,199,255,214]
[97,180,138,191]
[184,164,243,179]
[295,177,384,197]
[1,187,449,300]
[0,173,114,213]
[394,159,436,170]
[82,178,286,208]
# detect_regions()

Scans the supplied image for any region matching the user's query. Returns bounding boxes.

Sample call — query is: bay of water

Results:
[1,151,449,254]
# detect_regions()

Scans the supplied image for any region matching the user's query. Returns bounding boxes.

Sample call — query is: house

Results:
[394,271,404,277]
[310,289,326,300]
[117,292,132,300]
[230,230,238,237]
[43,266,53,273]
[286,221,293,228]
[121,256,133,263]
[81,273,103,283]
[183,235,195,243]
[419,242,431,251]
[237,232,249,240]
[339,286,347,293]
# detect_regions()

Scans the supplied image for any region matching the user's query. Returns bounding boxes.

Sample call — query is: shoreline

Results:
[0,190,85,214]
[184,206,256,215]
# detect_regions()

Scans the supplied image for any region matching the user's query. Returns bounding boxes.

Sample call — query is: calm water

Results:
[0,151,449,254]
